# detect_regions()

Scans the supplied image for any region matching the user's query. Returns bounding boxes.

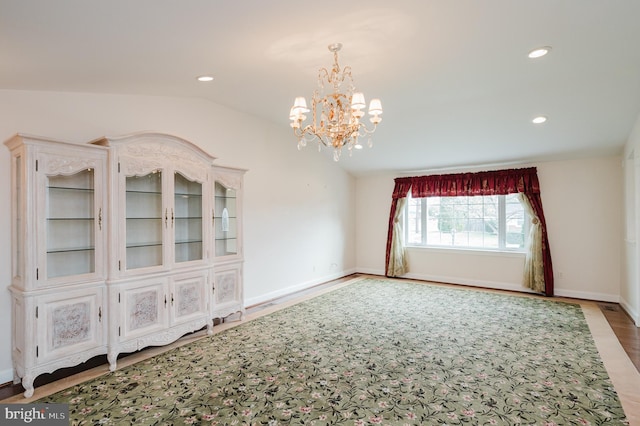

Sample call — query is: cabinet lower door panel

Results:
[36,287,106,364]
[170,271,208,326]
[213,264,243,320]
[119,280,168,341]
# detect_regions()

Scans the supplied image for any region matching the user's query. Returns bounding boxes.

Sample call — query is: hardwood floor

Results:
[599,302,640,372]
[1,275,639,401]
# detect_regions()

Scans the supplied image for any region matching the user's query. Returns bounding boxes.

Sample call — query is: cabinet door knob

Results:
[98,208,102,230]
[165,208,168,228]
[98,306,102,322]
[171,209,174,227]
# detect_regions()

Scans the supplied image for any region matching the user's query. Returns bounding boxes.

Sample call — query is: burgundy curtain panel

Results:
[385,167,554,296]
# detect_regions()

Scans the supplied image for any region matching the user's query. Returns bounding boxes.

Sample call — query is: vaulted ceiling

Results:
[1,0,639,175]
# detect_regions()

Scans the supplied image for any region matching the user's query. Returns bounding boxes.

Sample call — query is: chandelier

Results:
[289,43,383,161]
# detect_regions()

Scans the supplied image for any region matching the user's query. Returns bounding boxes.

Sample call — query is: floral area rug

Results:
[37,278,627,425]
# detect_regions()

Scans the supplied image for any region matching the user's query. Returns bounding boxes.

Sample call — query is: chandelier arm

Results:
[356,123,379,137]
[339,66,354,90]
[317,68,330,88]
[294,125,331,147]
[319,135,334,148]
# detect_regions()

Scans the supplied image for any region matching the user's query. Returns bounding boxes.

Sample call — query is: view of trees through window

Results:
[405,194,527,250]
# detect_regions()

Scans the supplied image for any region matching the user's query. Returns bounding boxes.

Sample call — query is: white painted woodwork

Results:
[5,132,246,397]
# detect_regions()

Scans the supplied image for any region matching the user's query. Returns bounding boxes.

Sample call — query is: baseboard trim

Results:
[244,269,357,308]
[400,272,538,295]
[354,268,532,294]
[356,268,621,303]
[355,267,385,276]
[620,296,640,326]
[554,288,619,303]
[356,268,535,294]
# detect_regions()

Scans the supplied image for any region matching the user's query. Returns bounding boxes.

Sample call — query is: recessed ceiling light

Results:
[528,46,551,59]
[532,116,547,124]
[197,75,214,82]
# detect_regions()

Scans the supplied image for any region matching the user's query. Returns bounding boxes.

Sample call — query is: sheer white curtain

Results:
[518,193,545,292]
[387,197,408,276]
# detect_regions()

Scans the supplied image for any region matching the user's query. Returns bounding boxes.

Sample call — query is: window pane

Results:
[505,196,526,249]
[426,197,443,245]
[483,198,498,220]
[483,219,499,248]
[425,198,440,245]
[406,197,423,245]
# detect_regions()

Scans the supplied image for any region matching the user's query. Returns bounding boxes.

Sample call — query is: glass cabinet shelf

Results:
[48,186,95,193]
[47,247,96,253]
[47,218,94,221]
[126,242,163,248]
[126,190,162,195]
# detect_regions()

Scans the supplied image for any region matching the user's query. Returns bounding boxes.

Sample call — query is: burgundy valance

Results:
[392,167,541,199]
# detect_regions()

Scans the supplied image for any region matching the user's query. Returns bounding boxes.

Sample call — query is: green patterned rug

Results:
[37,278,627,425]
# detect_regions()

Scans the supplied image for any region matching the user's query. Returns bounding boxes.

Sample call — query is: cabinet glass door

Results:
[214,182,237,257]
[174,173,203,263]
[46,169,96,278]
[126,172,163,270]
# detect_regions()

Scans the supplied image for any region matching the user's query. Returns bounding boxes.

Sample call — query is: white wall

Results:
[538,158,622,300]
[0,89,357,384]
[356,156,623,301]
[622,112,640,325]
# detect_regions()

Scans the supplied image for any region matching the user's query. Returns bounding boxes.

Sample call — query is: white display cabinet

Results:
[5,132,246,395]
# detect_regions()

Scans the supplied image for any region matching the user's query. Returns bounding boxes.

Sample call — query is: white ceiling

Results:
[1,0,640,175]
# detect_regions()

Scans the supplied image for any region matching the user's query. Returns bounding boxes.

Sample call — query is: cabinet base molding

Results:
[108,318,211,371]
[15,345,109,398]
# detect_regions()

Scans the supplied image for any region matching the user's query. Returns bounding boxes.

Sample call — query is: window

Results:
[405,193,527,251]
